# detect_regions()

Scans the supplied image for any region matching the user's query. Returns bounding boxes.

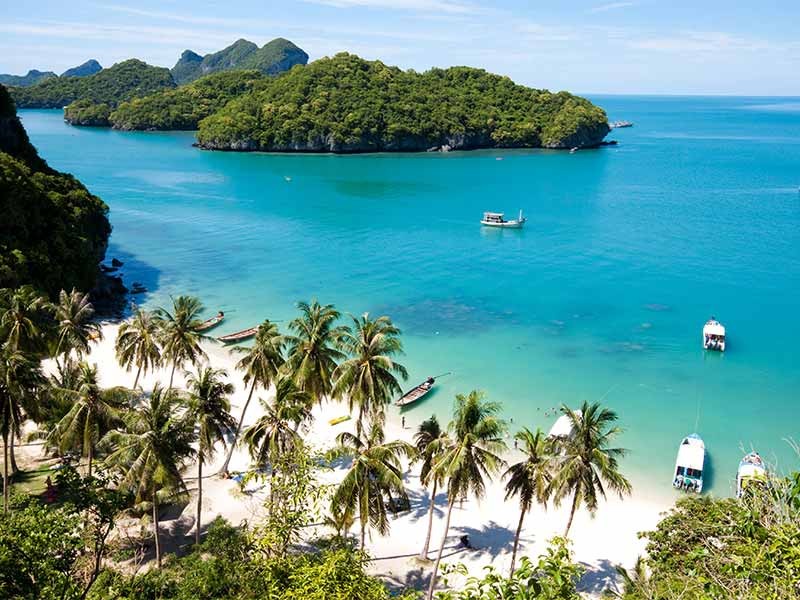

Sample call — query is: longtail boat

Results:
[196,312,225,332]
[395,372,450,408]
[217,327,258,344]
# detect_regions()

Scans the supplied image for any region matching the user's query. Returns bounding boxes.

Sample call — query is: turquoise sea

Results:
[20,96,800,500]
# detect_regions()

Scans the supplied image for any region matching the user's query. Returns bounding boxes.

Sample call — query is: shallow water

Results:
[20,95,800,500]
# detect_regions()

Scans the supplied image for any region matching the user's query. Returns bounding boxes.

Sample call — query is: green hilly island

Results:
[196,53,610,152]
[110,70,267,131]
[0,84,110,296]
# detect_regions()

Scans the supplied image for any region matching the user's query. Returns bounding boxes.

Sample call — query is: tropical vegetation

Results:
[197,53,610,152]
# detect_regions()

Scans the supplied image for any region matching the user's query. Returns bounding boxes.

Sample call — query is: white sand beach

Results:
[50,322,673,596]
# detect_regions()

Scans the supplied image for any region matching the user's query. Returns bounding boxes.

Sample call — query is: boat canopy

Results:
[703,321,726,337]
[483,212,504,218]
[676,435,705,471]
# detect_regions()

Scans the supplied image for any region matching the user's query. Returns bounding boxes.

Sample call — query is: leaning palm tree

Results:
[503,427,555,575]
[332,313,408,433]
[185,366,236,546]
[427,390,507,600]
[0,285,50,355]
[115,308,162,389]
[221,319,285,474]
[53,288,100,365]
[0,348,42,513]
[103,385,195,567]
[285,300,345,404]
[155,296,208,389]
[330,424,415,551]
[549,401,632,538]
[414,415,449,560]
[47,361,130,477]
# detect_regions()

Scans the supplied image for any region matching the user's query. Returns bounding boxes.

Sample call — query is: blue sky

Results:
[2,0,799,95]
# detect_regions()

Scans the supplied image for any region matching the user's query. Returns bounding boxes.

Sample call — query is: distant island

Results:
[196,53,610,152]
[60,59,103,78]
[0,59,103,87]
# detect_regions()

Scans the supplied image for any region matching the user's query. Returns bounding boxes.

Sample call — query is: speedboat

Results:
[736,452,767,498]
[703,318,726,351]
[481,210,526,228]
[673,434,705,493]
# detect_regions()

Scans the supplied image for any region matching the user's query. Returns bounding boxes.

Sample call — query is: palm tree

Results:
[0,348,41,513]
[154,296,207,389]
[103,385,195,567]
[185,367,236,546]
[427,390,507,600]
[47,361,130,477]
[0,285,50,355]
[549,401,632,538]
[115,308,162,389]
[333,313,408,433]
[414,415,449,560]
[222,320,285,474]
[53,288,100,365]
[331,424,415,551]
[285,300,345,404]
[503,427,554,575]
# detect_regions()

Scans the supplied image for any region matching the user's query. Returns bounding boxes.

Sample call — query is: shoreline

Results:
[61,321,674,595]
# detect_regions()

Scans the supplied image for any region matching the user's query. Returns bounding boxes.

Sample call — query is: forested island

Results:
[196,53,610,152]
[0,85,110,296]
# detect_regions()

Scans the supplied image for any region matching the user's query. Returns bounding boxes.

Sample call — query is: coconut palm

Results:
[222,319,285,474]
[0,285,50,355]
[47,361,130,477]
[427,390,507,600]
[332,313,408,433]
[154,295,207,390]
[331,424,414,551]
[103,385,194,567]
[115,308,162,389]
[0,348,42,513]
[414,415,449,559]
[503,427,555,575]
[549,401,632,538]
[53,288,100,365]
[285,300,345,404]
[185,366,236,546]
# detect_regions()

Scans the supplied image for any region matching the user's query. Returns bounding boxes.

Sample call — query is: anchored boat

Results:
[481,210,526,229]
[218,326,258,344]
[395,372,450,408]
[196,311,225,332]
[736,452,767,498]
[703,317,726,351]
[673,434,705,493]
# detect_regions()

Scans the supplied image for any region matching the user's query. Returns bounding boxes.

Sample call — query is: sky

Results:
[1,0,799,95]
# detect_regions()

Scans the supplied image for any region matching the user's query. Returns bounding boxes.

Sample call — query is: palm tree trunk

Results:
[196,458,202,547]
[427,495,456,600]
[360,518,366,552]
[153,491,162,568]
[420,480,437,559]
[3,432,8,515]
[564,491,579,538]
[87,442,93,479]
[168,362,177,390]
[510,507,526,576]
[221,380,256,474]
[8,431,17,476]
[133,365,142,389]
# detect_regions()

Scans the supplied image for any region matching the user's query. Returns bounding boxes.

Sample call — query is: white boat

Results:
[481,210,526,229]
[672,434,705,493]
[548,409,581,439]
[736,452,767,498]
[702,318,726,351]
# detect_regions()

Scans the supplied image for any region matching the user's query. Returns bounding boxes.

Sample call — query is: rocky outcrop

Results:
[0,69,57,87]
[61,59,102,78]
[542,121,610,149]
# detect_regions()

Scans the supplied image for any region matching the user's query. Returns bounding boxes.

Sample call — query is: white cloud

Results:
[299,0,478,14]
[629,31,772,54]
[589,2,637,14]
[516,22,576,43]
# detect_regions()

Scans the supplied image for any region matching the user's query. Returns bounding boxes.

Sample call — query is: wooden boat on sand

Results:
[218,327,258,344]
[196,311,225,332]
[395,372,450,407]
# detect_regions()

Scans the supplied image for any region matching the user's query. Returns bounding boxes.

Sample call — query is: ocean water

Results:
[20,96,800,500]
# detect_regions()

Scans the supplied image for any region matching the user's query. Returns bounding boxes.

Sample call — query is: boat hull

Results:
[480,221,525,229]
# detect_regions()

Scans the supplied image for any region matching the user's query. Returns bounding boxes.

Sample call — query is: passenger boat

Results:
[196,311,225,332]
[673,434,705,493]
[703,318,726,351]
[736,452,767,498]
[217,327,258,344]
[480,210,526,229]
[548,409,581,440]
[610,120,634,128]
